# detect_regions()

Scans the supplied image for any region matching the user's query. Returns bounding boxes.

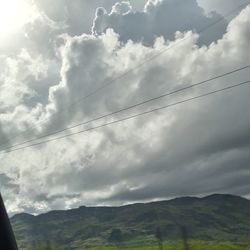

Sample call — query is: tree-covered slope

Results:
[11,194,250,249]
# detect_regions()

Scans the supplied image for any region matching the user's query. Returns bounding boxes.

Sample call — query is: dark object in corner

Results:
[0,193,18,250]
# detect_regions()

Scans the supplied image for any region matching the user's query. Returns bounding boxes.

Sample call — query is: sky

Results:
[0,0,250,216]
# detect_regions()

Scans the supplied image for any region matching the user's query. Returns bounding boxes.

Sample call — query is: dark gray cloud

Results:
[33,0,229,43]
[33,0,147,35]
[102,92,250,203]
[92,0,228,45]
[197,0,249,20]
[0,174,19,191]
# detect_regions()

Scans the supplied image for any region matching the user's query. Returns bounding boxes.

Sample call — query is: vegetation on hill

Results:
[32,241,250,250]
[11,194,250,250]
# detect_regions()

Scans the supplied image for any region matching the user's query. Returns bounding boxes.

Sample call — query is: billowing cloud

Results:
[0,1,249,216]
[91,0,228,45]
[32,0,147,35]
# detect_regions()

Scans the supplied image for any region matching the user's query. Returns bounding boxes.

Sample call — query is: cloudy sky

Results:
[0,0,250,216]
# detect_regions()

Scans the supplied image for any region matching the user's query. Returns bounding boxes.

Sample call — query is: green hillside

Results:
[11,194,250,249]
[32,241,250,250]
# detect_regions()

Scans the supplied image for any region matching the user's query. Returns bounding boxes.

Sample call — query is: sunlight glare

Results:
[0,0,37,37]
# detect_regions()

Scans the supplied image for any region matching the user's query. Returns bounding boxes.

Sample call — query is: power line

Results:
[1,65,249,151]
[1,0,248,149]
[1,80,249,155]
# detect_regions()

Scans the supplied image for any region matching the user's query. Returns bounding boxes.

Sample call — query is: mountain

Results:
[11,194,250,249]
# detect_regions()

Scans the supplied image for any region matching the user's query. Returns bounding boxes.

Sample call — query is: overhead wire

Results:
[1,0,249,149]
[1,65,249,151]
[1,79,249,155]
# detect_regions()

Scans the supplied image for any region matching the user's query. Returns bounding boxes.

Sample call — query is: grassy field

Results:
[33,241,250,250]
[88,242,250,250]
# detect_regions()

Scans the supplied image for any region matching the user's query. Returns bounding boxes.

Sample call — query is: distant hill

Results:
[11,194,250,249]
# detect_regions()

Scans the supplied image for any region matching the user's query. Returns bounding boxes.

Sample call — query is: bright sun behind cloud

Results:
[0,0,37,38]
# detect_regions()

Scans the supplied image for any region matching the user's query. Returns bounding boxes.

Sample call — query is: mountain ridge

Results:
[11,194,250,249]
[12,193,249,219]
